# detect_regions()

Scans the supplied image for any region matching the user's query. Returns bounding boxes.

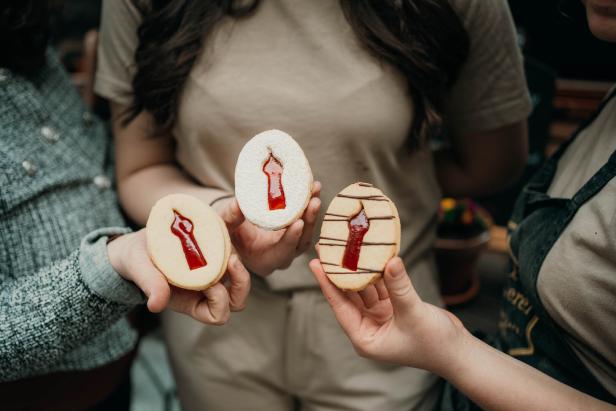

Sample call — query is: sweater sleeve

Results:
[0,228,145,382]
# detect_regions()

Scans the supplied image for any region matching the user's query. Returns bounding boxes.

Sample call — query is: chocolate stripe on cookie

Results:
[319,242,396,246]
[319,236,346,242]
[323,216,396,222]
[336,194,389,202]
[358,183,374,187]
[321,262,384,273]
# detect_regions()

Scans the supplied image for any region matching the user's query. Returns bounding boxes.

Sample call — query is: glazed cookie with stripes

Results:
[317,182,401,291]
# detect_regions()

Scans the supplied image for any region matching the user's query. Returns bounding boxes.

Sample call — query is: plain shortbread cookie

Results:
[146,194,231,290]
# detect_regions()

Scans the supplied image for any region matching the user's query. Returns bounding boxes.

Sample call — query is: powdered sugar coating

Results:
[235,130,313,230]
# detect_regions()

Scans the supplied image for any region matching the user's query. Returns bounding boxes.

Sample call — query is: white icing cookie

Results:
[317,182,401,292]
[146,194,231,290]
[235,129,313,231]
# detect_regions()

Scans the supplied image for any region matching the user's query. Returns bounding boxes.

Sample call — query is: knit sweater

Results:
[0,50,145,382]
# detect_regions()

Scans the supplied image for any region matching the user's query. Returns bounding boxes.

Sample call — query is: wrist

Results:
[435,327,476,381]
[106,233,128,278]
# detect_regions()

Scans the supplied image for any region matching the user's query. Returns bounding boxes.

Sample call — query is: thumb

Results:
[219,198,245,232]
[383,257,422,317]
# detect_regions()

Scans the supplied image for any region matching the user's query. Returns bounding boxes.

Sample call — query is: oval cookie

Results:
[235,129,313,231]
[146,194,231,290]
[317,182,401,291]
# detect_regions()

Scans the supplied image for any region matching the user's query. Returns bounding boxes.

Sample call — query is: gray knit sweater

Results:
[0,50,145,382]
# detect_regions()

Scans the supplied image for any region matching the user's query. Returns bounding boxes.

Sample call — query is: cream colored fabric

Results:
[96,0,530,295]
[162,277,442,411]
[538,95,616,396]
[96,0,530,408]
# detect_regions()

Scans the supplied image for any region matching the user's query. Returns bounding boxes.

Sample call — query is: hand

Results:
[107,229,250,325]
[217,181,322,277]
[309,257,470,376]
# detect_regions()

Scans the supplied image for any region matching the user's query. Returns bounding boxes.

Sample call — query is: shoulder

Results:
[448,0,512,24]
[101,0,143,26]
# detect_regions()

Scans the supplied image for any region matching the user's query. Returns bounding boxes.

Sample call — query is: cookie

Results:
[146,194,231,290]
[317,182,401,291]
[235,129,313,231]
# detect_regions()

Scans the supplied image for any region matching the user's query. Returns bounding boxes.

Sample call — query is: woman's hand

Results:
[217,181,322,277]
[309,256,469,375]
[107,229,250,325]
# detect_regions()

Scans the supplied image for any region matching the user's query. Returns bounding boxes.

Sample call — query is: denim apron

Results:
[440,90,616,410]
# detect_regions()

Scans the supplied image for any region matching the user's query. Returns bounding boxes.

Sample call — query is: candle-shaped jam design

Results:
[342,206,370,271]
[262,151,287,210]
[170,210,207,270]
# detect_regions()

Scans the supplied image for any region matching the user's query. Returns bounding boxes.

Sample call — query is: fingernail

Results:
[390,258,404,278]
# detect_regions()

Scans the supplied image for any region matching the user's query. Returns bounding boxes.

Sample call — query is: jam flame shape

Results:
[262,151,287,210]
[342,206,370,271]
[170,210,207,270]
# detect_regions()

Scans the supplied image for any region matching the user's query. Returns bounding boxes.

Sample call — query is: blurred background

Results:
[47,1,616,410]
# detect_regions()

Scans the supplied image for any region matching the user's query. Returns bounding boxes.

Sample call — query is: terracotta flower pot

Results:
[435,231,490,307]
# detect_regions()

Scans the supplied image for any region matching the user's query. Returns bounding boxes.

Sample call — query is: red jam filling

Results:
[262,152,286,210]
[170,210,207,270]
[342,208,370,271]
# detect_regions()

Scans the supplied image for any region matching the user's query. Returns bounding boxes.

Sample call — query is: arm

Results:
[111,105,228,225]
[310,258,614,411]
[111,103,322,276]
[0,229,142,382]
[435,121,528,197]
[436,0,532,197]
[0,226,251,382]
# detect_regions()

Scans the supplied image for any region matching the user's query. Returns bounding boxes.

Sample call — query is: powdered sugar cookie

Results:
[235,129,313,231]
[317,182,400,291]
[146,194,231,290]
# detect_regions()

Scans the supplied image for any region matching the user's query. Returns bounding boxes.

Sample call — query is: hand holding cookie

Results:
[218,185,322,277]
[227,130,321,276]
[108,228,250,325]
[309,256,469,376]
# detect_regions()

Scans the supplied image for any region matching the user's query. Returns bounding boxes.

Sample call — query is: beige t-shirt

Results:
[96,0,531,298]
[538,94,616,396]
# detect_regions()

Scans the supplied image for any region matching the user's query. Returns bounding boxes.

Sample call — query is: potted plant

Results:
[435,198,491,306]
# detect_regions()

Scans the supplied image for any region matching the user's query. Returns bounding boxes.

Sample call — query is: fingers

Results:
[272,219,304,267]
[383,257,422,317]
[374,279,389,301]
[311,181,322,198]
[127,257,171,313]
[296,197,321,254]
[117,231,171,313]
[309,259,361,334]
[169,284,231,325]
[225,254,251,311]
[358,285,380,309]
[219,198,245,232]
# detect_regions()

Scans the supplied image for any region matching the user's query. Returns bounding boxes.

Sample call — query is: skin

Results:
[108,230,250,325]
[435,121,529,198]
[311,4,616,408]
[310,258,615,411]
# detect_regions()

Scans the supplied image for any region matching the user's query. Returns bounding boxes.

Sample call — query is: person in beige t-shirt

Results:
[95,0,531,410]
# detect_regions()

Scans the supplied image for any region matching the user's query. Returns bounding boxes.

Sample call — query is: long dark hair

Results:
[0,0,50,75]
[129,0,470,145]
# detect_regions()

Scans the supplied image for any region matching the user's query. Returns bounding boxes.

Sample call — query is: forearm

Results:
[442,333,613,411]
[435,121,528,197]
[0,229,143,381]
[118,163,231,226]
